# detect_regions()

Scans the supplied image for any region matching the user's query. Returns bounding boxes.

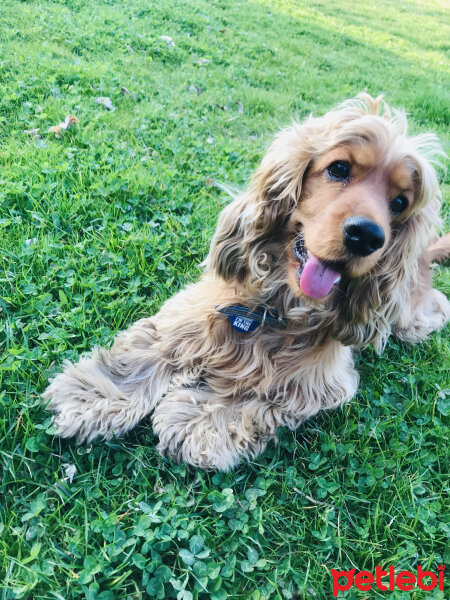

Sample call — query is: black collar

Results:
[216,304,287,332]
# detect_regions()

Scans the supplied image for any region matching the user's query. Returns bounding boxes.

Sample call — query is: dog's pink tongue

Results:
[300,255,340,299]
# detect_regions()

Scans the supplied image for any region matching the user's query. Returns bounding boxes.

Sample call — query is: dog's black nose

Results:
[343,217,385,256]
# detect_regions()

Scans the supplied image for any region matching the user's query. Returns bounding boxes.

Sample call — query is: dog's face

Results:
[286,141,418,299]
[206,94,441,319]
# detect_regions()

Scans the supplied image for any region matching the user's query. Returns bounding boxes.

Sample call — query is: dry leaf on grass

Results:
[159,35,175,47]
[23,128,41,139]
[62,463,77,484]
[48,126,64,138]
[48,114,79,138]
[94,97,115,110]
[62,115,79,128]
[187,84,204,95]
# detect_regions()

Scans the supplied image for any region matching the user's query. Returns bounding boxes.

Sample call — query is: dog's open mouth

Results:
[293,233,343,299]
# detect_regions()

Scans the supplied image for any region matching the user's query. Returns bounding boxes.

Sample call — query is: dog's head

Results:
[206,94,443,348]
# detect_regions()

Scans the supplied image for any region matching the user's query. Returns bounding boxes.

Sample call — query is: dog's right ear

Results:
[205,124,312,282]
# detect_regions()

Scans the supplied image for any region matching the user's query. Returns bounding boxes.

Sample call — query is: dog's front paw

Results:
[43,354,140,443]
[153,397,238,470]
[153,389,273,470]
[395,288,450,343]
[43,361,118,442]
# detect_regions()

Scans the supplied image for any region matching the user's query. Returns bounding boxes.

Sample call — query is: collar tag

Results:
[228,314,259,333]
[216,304,286,333]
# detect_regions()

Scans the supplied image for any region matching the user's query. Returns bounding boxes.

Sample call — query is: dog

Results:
[43,94,450,470]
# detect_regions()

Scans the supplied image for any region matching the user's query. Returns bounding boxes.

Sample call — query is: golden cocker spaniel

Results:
[44,94,450,470]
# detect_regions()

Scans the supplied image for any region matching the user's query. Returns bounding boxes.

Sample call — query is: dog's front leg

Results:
[43,318,173,443]
[152,342,360,470]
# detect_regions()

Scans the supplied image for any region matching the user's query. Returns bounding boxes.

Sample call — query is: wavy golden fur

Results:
[43,94,450,470]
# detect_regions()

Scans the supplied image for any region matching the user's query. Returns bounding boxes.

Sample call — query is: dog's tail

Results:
[427,233,450,264]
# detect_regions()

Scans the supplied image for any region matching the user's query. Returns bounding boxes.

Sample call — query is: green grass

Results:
[0,0,449,598]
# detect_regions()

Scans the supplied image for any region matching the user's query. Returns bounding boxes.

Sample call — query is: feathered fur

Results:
[43,94,450,470]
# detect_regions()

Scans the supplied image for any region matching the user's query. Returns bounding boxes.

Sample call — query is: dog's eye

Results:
[326,161,351,181]
[389,195,408,216]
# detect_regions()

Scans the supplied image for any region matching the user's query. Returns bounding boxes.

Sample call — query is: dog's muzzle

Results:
[293,232,342,299]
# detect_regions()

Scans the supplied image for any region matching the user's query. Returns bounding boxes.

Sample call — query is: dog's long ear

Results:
[205,124,312,282]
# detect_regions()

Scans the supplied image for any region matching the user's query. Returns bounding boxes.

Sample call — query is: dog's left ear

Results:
[205,124,312,282]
